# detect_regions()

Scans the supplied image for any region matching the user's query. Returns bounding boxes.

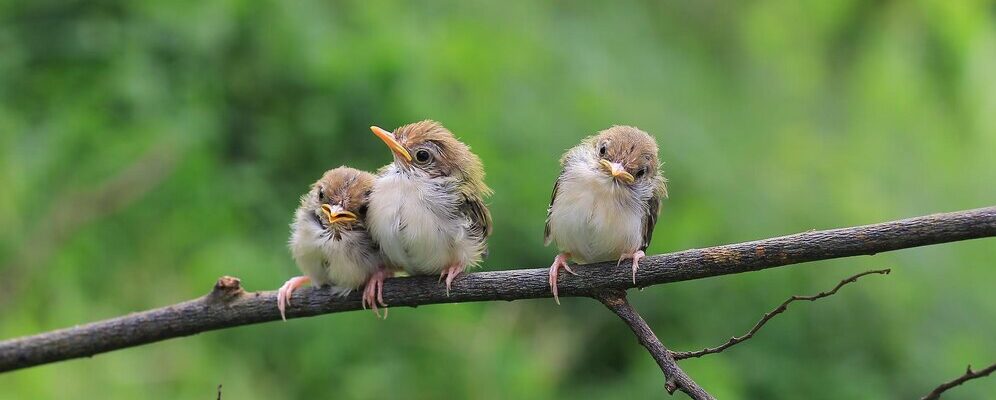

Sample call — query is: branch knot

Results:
[207,276,245,304]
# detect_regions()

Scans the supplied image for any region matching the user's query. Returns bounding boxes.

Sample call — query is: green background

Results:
[2,1,994,398]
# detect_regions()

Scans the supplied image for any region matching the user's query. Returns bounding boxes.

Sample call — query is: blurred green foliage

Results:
[1,0,995,398]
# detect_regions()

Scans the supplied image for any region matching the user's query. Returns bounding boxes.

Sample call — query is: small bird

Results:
[367,120,493,293]
[278,167,391,319]
[544,126,667,304]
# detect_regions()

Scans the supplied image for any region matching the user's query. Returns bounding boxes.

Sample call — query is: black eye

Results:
[635,168,647,179]
[317,188,325,201]
[599,144,607,157]
[358,204,368,216]
[415,149,432,164]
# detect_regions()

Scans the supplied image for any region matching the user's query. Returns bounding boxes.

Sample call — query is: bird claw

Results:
[277,276,311,321]
[548,253,574,305]
[617,250,646,284]
[362,269,391,319]
[441,263,466,296]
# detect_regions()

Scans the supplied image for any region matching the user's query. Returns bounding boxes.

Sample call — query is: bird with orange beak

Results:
[545,126,667,304]
[367,120,493,293]
[279,167,392,319]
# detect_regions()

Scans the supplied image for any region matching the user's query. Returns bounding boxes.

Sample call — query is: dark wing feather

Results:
[640,194,661,251]
[543,172,564,246]
[461,194,493,257]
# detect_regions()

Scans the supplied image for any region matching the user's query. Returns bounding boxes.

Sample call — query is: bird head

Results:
[583,126,665,194]
[303,167,375,231]
[370,120,491,195]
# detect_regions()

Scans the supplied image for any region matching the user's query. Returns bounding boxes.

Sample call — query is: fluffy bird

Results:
[367,120,493,292]
[544,126,667,304]
[279,167,391,319]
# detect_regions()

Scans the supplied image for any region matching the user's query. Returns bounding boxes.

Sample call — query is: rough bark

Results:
[921,363,996,400]
[594,289,714,399]
[1,206,994,373]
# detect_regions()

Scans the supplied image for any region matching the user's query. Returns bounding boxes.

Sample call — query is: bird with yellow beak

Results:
[544,126,667,304]
[279,167,392,319]
[367,120,493,293]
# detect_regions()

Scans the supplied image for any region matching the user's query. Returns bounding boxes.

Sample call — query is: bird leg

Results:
[548,252,577,305]
[362,268,391,319]
[277,276,311,321]
[440,262,467,296]
[617,250,646,284]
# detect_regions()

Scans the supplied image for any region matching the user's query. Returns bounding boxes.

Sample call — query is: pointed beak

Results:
[370,126,412,162]
[320,204,357,225]
[599,159,635,184]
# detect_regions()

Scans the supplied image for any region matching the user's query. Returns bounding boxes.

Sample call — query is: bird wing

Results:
[543,172,564,246]
[640,193,661,252]
[461,193,493,241]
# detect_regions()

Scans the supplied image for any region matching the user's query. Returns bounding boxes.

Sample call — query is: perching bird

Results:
[367,120,493,293]
[544,126,667,304]
[279,167,391,320]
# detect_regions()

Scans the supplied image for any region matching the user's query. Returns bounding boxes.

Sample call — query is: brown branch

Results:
[921,363,996,400]
[603,268,889,396]
[672,268,891,360]
[594,289,714,399]
[0,206,994,373]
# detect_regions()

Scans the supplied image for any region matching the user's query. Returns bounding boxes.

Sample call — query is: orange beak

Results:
[599,159,635,184]
[320,204,357,225]
[370,126,412,162]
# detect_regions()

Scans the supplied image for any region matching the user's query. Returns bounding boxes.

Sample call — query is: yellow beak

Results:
[320,204,357,225]
[370,126,412,162]
[599,159,635,184]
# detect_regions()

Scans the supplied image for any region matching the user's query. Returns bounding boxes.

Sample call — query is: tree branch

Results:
[594,289,714,399]
[1,206,994,373]
[672,268,891,360]
[921,363,996,400]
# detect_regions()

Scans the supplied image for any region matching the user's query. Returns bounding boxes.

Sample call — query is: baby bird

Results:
[545,126,667,304]
[279,167,391,319]
[367,120,493,293]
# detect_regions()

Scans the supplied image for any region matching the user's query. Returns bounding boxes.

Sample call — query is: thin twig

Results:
[672,268,891,360]
[921,363,996,400]
[0,206,994,373]
[593,289,714,399]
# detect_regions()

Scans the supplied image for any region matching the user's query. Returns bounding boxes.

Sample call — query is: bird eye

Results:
[635,168,647,179]
[317,188,325,201]
[599,144,607,157]
[414,149,432,164]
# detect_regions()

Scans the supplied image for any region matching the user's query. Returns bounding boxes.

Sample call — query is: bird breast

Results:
[368,168,480,274]
[289,208,380,291]
[548,162,645,263]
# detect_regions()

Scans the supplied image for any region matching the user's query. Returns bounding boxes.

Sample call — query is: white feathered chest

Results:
[368,167,484,274]
[547,157,650,264]
[288,208,381,292]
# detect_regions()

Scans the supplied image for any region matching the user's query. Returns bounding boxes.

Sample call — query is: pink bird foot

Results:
[362,269,391,319]
[617,250,646,284]
[439,263,467,296]
[548,252,577,305]
[277,276,311,321]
